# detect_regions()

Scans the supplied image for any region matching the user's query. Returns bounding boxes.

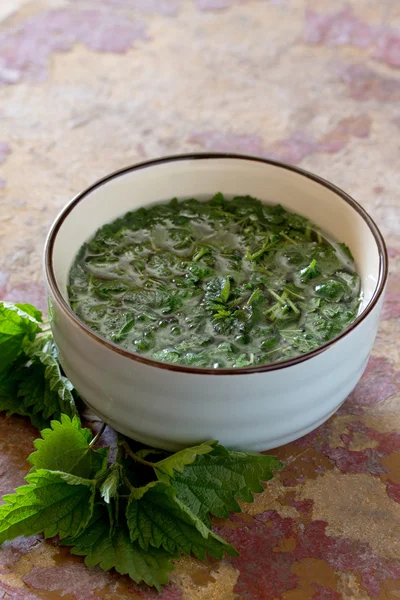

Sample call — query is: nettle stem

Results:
[121,440,156,468]
[89,422,106,447]
[35,329,52,341]
[122,472,134,491]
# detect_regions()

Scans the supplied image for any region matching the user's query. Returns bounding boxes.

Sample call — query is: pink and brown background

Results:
[1,0,400,598]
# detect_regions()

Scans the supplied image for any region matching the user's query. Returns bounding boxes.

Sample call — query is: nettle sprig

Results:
[0,301,282,590]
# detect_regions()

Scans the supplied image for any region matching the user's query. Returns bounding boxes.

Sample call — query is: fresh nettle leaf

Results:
[0,366,49,430]
[28,415,108,479]
[13,362,65,429]
[0,368,19,412]
[0,299,284,591]
[168,445,282,526]
[0,302,41,373]
[126,481,238,559]
[0,469,96,543]
[63,508,176,592]
[32,345,79,420]
[99,460,122,536]
[0,405,282,590]
[100,464,121,504]
[13,303,42,321]
[0,303,79,428]
[23,332,55,359]
[16,363,47,414]
[154,440,217,478]
[14,358,73,425]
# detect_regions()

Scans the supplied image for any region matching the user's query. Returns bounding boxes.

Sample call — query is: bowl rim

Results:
[44,152,388,376]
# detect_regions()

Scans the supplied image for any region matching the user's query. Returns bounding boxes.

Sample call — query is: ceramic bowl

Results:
[44,154,388,451]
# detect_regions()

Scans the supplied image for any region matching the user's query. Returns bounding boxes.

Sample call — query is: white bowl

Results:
[44,154,388,451]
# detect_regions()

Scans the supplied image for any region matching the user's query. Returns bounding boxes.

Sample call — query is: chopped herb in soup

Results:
[68,194,361,368]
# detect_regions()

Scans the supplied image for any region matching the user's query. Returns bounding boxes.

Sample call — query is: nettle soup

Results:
[68,195,361,369]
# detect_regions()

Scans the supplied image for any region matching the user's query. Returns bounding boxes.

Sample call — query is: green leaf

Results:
[314,279,345,302]
[220,277,231,303]
[15,304,43,322]
[169,445,283,526]
[0,302,41,373]
[247,288,263,306]
[233,353,255,368]
[43,381,66,420]
[0,303,78,430]
[16,363,46,414]
[28,415,108,479]
[337,241,354,260]
[0,363,48,429]
[23,332,54,359]
[0,469,96,543]
[32,344,79,420]
[135,448,166,460]
[100,462,122,535]
[0,364,20,412]
[154,441,217,478]
[247,242,271,262]
[0,352,79,429]
[126,481,238,560]
[100,465,121,504]
[299,259,319,282]
[63,508,175,591]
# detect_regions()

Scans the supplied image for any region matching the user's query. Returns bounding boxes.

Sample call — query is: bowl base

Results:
[82,397,344,452]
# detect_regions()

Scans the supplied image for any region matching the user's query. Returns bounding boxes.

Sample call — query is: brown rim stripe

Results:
[44,153,388,376]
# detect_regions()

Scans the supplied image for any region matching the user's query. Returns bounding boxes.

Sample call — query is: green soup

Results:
[68,194,361,368]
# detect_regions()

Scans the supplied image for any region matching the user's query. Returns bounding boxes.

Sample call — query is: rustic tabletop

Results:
[0,1,400,599]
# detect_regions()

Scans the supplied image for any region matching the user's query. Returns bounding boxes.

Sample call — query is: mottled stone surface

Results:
[0,0,399,598]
